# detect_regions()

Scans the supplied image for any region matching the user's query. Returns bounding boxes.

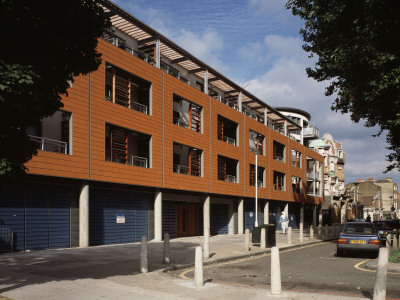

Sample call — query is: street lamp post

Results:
[354,182,359,219]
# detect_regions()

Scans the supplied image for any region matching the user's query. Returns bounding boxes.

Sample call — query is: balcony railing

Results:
[160,61,189,83]
[173,164,189,175]
[128,155,148,168]
[131,101,148,114]
[223,136,236,145]
[214,96,239,111]
[29,135,68,154]
[274,155,284,162]
[173,117,190,129]
[273,184,285,191]
[226,175,237,183]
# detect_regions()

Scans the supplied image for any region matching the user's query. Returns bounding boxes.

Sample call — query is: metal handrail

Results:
[173,118,189,129]
[128,155,148,168]
[173,164,189,175]
[223,136,236,145]
[29,135,68,154]
[131,101,148,114]
[160,61,189,83]
[226,175,236,183]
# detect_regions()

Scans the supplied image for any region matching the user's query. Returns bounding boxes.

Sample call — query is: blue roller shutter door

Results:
[162,201,177,238]
[49,186,71,249]
[0,190,25,251]
[89,188,148,246]
[210,204,228,235]
[244,201,263,232]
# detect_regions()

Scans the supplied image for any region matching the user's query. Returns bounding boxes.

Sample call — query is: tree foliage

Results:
[0,0,110,186]
[286,0,400,172]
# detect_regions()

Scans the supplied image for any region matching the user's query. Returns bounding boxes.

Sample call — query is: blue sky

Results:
[114,0,399,185]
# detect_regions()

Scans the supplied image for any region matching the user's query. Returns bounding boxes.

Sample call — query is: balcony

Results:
[128,155,148,168]
[160,61,189,84]
[173,117,189,129]
[131,102,148,115]
[173,164,189,175]
[303,126,319,139]
[214,96,239,111]
[29,135,68,155]
[223,136,236,146]
[226,175,237,183]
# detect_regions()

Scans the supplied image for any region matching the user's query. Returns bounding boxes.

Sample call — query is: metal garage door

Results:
[89,188,148,246]
[0,184,71,252]
[210,203,228,235]
[162,201,177,238]
[244,201,263,232]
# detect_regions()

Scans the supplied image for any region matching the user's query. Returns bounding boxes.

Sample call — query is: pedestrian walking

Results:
[269,212,276,225]
[279,212,288,235]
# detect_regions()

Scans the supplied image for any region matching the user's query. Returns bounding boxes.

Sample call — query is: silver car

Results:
[337,222,380,257]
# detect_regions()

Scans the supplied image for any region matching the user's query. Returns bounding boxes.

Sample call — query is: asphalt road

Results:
[172,241,400,299]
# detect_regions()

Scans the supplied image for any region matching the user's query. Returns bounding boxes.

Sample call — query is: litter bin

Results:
[251,224,276,247]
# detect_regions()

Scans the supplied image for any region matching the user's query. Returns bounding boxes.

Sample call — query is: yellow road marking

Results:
[178,242,326,280]
[354,259,400,275]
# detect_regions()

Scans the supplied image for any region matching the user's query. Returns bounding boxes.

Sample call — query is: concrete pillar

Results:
[155,39,161,69]
[140,237,148,273]
[284,203,289,216]
[203,196,210,235]
[204,227,210,259]
[313,205,317,228]
[154,191,162,242]
[238,198,244,234]
[204,70,208,95]
[264,201,269,225]
[373,247,389,300]
[264,108,268,126]
[300,204,304,243]
[288,227,292,245]
[79,184,89,248]
[270,247,282,295]
[238,92,242,112]
[284,120,287,136]
[228,203,234,235]
[310,225,314,241]
[194,247,203,287]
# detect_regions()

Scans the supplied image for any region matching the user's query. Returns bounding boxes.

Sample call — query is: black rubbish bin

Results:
[251,224,276,247]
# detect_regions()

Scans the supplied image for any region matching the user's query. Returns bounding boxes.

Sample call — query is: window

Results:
[196,81,204,92]
[218,115,238,146]
[292,176,302,193]
[27,110,72,155]
[273,141,285,162]
[273,171,286,191]
[105,63,152,115]
[249,130,264,154]
[173,94,202,133]
[291,149,301,168]
[173,142,202,176]
[250,164,265,187]
[105,123,151,168]
[218,155,238,183]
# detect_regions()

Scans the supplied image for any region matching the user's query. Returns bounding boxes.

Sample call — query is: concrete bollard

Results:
[140,236,148,273]
[194,246,203,287]
[318,224,322,239]
[393,231,398,251]
[288,227,292,245]
[270,246,282,295]
[260,228,266,249]
[325,224,329,238]
[310,225,314,241]
[373,247,389,300]
[204,227,210,259]
[386,233,392,250]
[163,233,170,264]
[245,229,250,252]
[299,222,304,243]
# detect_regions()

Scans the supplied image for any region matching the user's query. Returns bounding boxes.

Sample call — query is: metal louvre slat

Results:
[162,201,177,238]
[210,204,228,235]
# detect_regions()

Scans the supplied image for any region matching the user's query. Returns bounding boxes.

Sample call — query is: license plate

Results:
[350,240,366,244]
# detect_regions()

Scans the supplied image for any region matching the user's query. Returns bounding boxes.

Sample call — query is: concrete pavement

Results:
[0,227,373,300]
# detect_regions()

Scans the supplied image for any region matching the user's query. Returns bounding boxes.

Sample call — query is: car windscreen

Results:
[344,224,376,234]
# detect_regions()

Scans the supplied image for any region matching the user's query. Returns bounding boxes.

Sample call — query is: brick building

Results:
[0,0,324,252]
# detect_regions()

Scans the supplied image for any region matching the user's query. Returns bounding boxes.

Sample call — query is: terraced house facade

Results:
[0,0,324,252]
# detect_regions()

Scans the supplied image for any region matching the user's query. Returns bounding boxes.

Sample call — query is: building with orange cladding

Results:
[0,0,324,251]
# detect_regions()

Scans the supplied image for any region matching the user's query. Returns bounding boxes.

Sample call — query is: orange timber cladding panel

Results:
[26,39,323,204]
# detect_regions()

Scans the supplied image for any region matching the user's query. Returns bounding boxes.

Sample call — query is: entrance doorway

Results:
[178,204,198,237]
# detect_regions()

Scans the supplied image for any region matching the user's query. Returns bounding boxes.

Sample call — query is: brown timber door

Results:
[178,204,198,237]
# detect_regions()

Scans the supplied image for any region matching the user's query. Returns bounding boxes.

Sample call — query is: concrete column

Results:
[313,205,317,228]
[264,201,269,225]
[245,229,250,252]
[260,228,266,248]
[238,92,242,112]
[300,204,304,243]
[310,225,314,240]
[284,203,289,216]
[155,39,161,69]
[264,108,268,126]
[288,227,292,245]
[140,237,148,273]
[204,227,210,259]
[238,198,244,234]
[203,196,210,235]
[79,184,89,248]
[204,70,208,95]
[154,191,162,242]
[284,120,287,136]
[228,202,234,235]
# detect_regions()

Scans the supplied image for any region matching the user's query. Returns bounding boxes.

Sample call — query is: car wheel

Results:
[337,250,344,257]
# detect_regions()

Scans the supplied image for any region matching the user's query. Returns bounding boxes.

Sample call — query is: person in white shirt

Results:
[279,211,288,235]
